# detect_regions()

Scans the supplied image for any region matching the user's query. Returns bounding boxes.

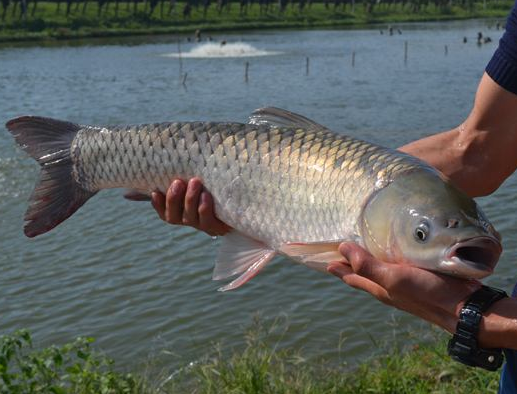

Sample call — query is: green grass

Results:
[0,324,501,393]
[163,322,500,394]
[0,0,513,42]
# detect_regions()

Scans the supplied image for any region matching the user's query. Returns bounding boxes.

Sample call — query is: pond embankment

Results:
[0,0,512,42]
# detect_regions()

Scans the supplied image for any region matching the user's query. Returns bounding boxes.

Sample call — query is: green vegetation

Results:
[0,329,142,393]
[0,326,501,393]
[0,0,513,42]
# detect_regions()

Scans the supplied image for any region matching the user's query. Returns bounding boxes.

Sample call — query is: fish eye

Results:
[414,222,430,243]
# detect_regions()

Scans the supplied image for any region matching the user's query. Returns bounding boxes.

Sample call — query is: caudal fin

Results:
[6,116,97,237]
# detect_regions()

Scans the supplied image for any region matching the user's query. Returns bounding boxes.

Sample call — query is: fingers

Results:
[183,178,203,226]
[165,180,187,224]
[327,260,353,277]
[198,192,231,236]
[151,178,232,236]
[328,261,391,304]
[151,191,166,221]
[338,242,390,287]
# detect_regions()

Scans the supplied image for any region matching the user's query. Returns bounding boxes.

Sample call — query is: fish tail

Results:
[5,116,96,238]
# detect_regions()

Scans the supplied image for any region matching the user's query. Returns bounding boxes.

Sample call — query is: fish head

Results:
[360,169,501,279]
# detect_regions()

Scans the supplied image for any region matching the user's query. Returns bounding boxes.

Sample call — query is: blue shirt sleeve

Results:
[488,2,517,392]
[498,283,517,394]
[486,0,517,94]
[500,350,517,394]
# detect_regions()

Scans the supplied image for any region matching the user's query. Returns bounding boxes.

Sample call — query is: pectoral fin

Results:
[214,231,275,291]
[279,242,344,272]
[123,189,152,201]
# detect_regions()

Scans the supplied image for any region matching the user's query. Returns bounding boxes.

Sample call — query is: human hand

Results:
[327,242,481,333]
[150,178,231,237]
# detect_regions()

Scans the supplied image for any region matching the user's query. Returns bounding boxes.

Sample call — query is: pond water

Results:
[1,19,515,375]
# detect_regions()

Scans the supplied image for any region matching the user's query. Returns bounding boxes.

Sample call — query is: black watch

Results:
[447,285,508,371]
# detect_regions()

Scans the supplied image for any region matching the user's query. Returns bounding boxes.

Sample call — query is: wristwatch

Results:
[447,285,508,371]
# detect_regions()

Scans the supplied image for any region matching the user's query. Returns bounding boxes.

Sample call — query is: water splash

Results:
[163,42,280,59]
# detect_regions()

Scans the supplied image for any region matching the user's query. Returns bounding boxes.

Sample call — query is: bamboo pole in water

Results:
[177,41,183,80]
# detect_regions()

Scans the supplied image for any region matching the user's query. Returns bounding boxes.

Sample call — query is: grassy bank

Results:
[0,0,513,43]
[0,327,501,393]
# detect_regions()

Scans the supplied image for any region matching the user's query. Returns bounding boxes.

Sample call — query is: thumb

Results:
[338,242,390,286]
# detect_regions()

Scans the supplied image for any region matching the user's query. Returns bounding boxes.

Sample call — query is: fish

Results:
[5,107,502,291]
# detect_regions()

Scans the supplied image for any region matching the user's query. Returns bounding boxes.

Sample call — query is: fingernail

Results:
[189,179,201,191]
[171,180,183,193]
[200,191,209,204]
[327,266,340,277]
[339,244,351,260]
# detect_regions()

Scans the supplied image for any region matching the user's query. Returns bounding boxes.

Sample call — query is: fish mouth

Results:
[443,236,502,279]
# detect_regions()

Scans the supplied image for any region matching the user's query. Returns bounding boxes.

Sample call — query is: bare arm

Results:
[400,73,517,197]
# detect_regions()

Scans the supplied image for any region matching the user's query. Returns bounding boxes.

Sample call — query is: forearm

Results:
[400,73,517,197]
[399,128,477,194]
[401,1,517,197]
[419,292,517,350]
[478,297,517,349]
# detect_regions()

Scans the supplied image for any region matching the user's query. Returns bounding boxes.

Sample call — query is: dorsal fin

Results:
[248,107,326,130]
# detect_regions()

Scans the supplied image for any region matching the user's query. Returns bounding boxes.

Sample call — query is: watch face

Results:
[460,308,482,327]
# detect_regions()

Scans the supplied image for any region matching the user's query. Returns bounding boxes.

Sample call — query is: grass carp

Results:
[6,107,502,291]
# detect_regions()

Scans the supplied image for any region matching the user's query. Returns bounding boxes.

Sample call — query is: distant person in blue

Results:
[150,1,517,390]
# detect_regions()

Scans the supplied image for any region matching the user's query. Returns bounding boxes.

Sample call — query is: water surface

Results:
[1,20,515,374]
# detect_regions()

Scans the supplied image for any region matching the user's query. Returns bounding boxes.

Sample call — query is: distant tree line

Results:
[0,0,496,22]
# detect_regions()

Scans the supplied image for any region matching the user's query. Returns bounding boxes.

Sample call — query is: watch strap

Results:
[447,285,508,371]
[463,285,508,313]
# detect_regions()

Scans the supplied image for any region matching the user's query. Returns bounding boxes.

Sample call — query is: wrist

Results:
[478,297,517,349]
[442,284,484,334]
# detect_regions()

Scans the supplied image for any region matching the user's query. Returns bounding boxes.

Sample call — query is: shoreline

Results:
[0,1,511,44]
[1,328,500,393]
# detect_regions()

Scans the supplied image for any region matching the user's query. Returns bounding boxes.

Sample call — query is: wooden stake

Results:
[178,41,183,79]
